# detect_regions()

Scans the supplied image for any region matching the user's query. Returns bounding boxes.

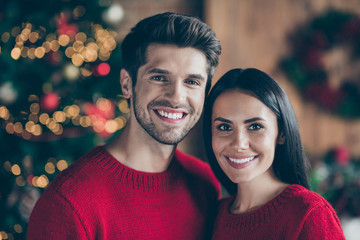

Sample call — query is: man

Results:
[27,12,221,239]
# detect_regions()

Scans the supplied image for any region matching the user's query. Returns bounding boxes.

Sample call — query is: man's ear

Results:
[277,132,285,145]
[120,69,132,99]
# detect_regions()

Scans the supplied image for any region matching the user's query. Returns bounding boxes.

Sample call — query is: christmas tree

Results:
[0,0,127,238]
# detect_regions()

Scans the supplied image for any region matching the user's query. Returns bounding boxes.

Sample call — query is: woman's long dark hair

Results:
[203,68,310,195]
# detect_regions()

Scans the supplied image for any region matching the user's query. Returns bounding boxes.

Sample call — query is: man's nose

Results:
[165,81,186,106]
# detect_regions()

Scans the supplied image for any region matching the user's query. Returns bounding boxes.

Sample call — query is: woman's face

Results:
[211,90,284,184]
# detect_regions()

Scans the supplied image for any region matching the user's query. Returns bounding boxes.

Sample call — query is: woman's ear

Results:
[277,132,285,145]
[120,69,132,99]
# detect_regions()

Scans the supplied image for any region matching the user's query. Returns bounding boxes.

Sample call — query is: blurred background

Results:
[1,0,360,239]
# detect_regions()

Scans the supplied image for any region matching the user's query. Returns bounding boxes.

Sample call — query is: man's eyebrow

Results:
[147,68,170,74]
[188,74,205,82]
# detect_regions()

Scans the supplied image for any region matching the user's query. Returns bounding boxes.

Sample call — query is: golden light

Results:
[11,47,21,60]
[75,32,87,42]
[39,113,50,124]
[25,121,35,132]
[14,122,23,134]
[46,34,57,42]
[29,32,39,43]
[11,26,20,37]
[21,46,29,58]
[32,124,42,136]
[46,118,57,130]
[96,98,112,111]
[57,160,68,171]
[73,5,86,18]
[53,111,66,122]
[105,119,118,133]
[65,46,75,58]
[19,33,28,42]
[71,53,84,66]
[29,113,38,123]
[30,103,40,114]
[16,176,26,187]
[53,124,63,135]
[0,231,8,239]
[1,32,10,43]
[80,67,92,77]
[27,48,36,59]
[50,40,60,52]
[42,41,51,53]
[14,224,23,234]
[0,106,10,120]
[115,116,126,130]
[28,94,39,102]
[80,116,92,127]
[22,131,32,140]
[3,161,12,172]
[72,116,81,126]
[5,123,15,134]
[58,34,70,46]
[45,162,56,174]
[11,164,21,176]
[73,40,84,52]
[35,47,46,58]
[36,174,49,188]
[83,48,97,62]
[66,105,80,117]
[118,99,130,113]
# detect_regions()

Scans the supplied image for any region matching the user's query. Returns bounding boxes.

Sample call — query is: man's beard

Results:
[132,92,198,145]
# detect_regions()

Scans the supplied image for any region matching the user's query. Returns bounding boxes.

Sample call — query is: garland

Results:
[280,10,360,118]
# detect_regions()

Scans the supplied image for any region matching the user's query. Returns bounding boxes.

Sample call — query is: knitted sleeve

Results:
[298,202,345,240]
[27,190,88,240]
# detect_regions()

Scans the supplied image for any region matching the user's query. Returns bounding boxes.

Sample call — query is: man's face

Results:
[131,44,208,145]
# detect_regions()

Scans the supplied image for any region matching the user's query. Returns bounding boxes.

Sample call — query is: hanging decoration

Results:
[280,10,360,118]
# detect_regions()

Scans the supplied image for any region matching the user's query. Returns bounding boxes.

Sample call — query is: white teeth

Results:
[158,110,183,120]
[228,156,255,164]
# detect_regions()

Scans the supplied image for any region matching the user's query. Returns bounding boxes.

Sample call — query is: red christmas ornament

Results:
[41,93,60,112]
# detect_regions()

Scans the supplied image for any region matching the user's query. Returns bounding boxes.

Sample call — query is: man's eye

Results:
[186,79,200,86]
[151,75,167,81]
[248,123,263,131]
[216,124,232,131]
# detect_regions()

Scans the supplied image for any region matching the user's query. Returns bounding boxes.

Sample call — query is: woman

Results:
[203,68,345,239]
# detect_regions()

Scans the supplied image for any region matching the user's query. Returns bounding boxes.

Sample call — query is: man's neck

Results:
[104,124,176,173]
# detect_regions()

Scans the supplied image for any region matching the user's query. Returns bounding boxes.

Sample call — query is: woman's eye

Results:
[216,124,232,131]
[248,123,263,130]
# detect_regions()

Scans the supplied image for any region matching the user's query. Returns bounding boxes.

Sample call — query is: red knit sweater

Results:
[212,184,345,240]
[27,147,220,239]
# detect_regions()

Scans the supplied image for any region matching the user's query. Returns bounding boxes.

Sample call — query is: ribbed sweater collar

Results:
[87,146,182,192]
[220,184,304,232]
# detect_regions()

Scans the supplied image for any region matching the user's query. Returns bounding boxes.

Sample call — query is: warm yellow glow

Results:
[75,32,87,42]
[11,164,21,175]
[3,161,12,172]
[115,116,126,130]
[46,118,57,130]
[29,113,38,123]
[57,160,68,171]
[42,41,51,53]
[16,176,26,187]
[118,99,130,113]
[19,33,29,42]
[29,32,39,43]
[0,231,8,239]
[45,162,56,174]
[65,46,75,58]
[80,67,92,77]
[53,111,66,122]
[27,48,36,59]
[72,53,84,66]
[1,32,10,43]
[50,40,60,52]
[73,40,84,52]
[25,121,35,132]
[14,122,23,134]
[32,124,42,136]
[46,34,57,42]
[96,98,112,112]
[21,46,29,58]
[11,47,21,60]
[58,34,70,46]
[105,119,118,133]
[83,48,97,62]
[0,106,10,120]
[66,105,80,117]
[71,116,81,126]
[5,123,15,134]
[36,174,49,188]
[28,94,39,102]
[73,5,86,18]
[14,224,23,234]
[80,116,92,127]
[11,26,20,37]
[39,113,50,124]
[53,124,63,135]
[22,131,32,140]
[30,103,40,114]
[35,47,46,58]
